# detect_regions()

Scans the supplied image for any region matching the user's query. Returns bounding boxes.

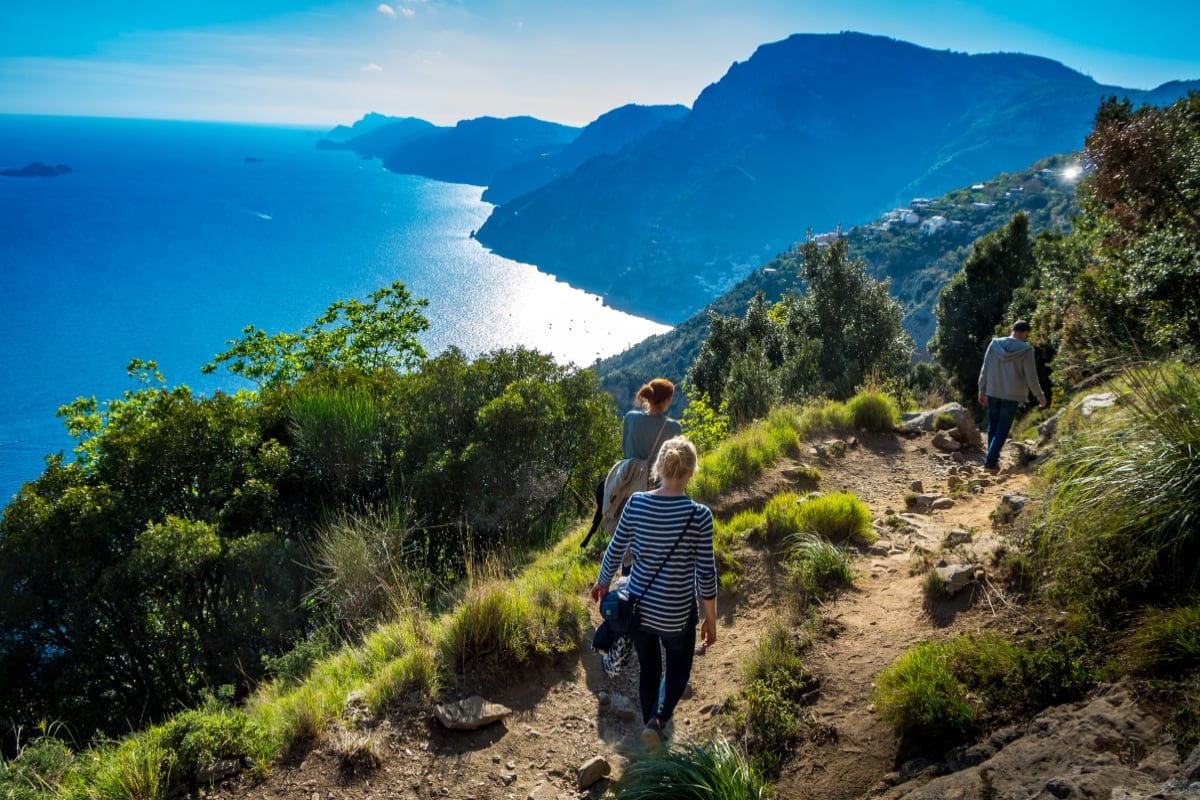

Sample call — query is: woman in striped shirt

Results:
[590,436,718,750]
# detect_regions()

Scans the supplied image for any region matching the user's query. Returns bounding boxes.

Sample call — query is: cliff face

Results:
[475,32,1199,323]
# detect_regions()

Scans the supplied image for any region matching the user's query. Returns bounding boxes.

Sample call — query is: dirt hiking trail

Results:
[211,427,1033,800]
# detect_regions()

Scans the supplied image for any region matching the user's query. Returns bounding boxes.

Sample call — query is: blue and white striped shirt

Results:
[597,493,717,635]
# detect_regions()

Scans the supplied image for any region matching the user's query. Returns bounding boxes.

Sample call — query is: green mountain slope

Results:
[595,153,1080,404]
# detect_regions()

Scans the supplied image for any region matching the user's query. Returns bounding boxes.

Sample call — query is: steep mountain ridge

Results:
[475,32,1199,323]
[481,103,689,204]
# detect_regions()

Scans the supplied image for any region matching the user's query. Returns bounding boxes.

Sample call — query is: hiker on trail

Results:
[623,378,682,462]
[977,319,1047,471]
[590,436,717,751]
[581,378,683,551]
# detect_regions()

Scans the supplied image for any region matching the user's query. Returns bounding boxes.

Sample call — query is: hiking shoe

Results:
[641,717,664,752]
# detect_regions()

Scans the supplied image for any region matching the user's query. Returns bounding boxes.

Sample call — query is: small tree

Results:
[688,239,912,424]
[203,281,430,388]
[929,212,1035,403]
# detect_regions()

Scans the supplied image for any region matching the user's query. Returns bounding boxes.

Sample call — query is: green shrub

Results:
[1039,365,1200,621]
[738,622,817,776]
[307,504,441,635]
[846,391,901,431]
[609,739,768,800]
[1,735,74,800]
[874,641,973,742]
[1130,605,1200,675]
[933,412,957,431]
[876,633,1093,746]
[157,708,270,783]
[85,735,174,800]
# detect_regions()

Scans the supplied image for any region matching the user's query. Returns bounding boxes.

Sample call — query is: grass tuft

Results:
[846,391,901,431]
[608,739,768,800]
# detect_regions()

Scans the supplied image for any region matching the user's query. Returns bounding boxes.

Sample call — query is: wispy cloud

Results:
[361,63,383,71]
[376,4,396,18]
[400,6,416,17]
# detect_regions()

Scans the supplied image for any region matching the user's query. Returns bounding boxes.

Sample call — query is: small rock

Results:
[932,430,962,452]
[943,529,973,546]
[931,496,955,510]
[526,780,546,800]
[936,564,978,595]
[609,693,638,721]
[196,759,241,785]
[435,696,512,730]
[910,479,924,493]
[577,756,611,789]
[500,773,517,786]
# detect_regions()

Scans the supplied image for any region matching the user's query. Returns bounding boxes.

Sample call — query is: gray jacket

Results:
[978,337,1046,404]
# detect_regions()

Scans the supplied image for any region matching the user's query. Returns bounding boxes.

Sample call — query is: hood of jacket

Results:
[994,336,1031,361]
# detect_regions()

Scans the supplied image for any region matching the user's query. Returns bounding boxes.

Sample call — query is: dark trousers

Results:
[985,397,1020,467]
[630,622,696,725]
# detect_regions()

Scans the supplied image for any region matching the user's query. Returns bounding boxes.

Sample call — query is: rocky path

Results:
[211,427,1034,800]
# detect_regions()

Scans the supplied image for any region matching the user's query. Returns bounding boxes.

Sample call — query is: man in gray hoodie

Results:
[977,320,1047,471]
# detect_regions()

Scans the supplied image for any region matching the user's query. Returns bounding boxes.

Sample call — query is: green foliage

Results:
[1038,364,1200,621]
[157,708,271,783]
[738,621,817,776]
[679,387,731,452]
[0,734,74,800]
[845,390,901,431]
[203,281,430,388]
[307,504,445,636]
[691,400,852,502]
[1130,605,1200,675]
[790,491,874,543]
[875,633,1094,748]
[689,240,913,424]
[0,380,308,741]
[786,532,855,604]
[873,639,984,743]
[391,347,619,552]
[608,739,768,800]
[929,212,1039,403]
[289,382,384,499]
[1027,93,1200,389]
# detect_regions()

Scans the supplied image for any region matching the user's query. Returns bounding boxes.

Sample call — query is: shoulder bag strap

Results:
[634,504,698,605]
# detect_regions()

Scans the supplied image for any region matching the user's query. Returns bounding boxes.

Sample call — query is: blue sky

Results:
[1,0,1198,126]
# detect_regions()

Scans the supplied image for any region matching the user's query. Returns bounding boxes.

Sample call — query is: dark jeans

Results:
[630,623,696,725]
[985,397,1020,467]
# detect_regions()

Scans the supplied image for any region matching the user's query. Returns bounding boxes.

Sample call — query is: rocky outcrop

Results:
[878,681,1184,799]
[901,404,984,449]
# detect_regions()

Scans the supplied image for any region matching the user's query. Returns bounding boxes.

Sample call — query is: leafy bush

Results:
[846,391,901,431]
[157,707,270,784]
[609,739,768,800]
[875,633,1094,747]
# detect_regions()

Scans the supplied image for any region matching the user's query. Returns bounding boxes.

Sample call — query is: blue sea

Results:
[0,115,668,504]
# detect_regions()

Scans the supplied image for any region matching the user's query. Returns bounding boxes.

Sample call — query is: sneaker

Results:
[641,716,663,752]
